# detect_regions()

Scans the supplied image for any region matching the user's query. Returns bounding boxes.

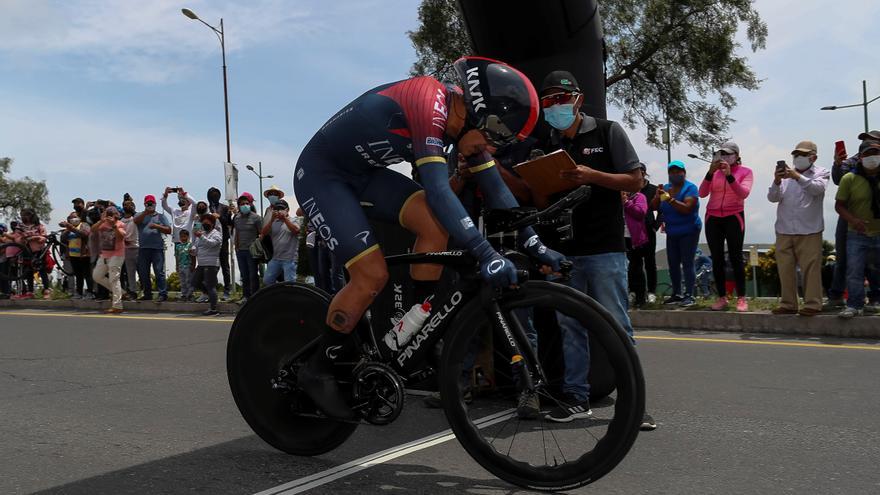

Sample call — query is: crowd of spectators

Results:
[0,185,303,315]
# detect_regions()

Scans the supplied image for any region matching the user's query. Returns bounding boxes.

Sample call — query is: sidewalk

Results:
[0,298,240,315]
[2,298,878,339]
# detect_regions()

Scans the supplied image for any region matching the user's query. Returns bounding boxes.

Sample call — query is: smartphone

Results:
[169,187,179,193]
[776,160,787,171]
[834,140,847,158]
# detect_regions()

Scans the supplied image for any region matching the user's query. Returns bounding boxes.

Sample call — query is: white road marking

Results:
[253,408,515,495]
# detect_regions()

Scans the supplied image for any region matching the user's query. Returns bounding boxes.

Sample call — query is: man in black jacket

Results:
[207,187,233,300]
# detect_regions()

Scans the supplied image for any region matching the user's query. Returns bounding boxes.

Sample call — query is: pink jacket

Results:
[698,164,753,219]
[624,192,648,248]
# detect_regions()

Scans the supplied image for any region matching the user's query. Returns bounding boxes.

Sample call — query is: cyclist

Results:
[294,57,565,419]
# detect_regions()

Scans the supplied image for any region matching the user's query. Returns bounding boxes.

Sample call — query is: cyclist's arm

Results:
[416,158,486,253]
[463,150,543,246]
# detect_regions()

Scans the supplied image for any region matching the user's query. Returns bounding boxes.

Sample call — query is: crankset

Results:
[351,362,406,425]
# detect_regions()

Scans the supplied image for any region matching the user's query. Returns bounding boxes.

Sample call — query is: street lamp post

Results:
[246,162,274,213]
[183,7,236,297]
[687,153,710,163]
[182,8,232,163]
[820,80,880,133]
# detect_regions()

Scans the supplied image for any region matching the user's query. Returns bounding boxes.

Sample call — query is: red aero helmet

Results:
[453,56,539,144]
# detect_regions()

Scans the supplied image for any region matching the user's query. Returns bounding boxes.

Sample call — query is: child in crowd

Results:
[175,229,194,301]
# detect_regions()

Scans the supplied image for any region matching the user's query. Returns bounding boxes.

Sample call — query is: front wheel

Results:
[227,282,357,455]
[439,281,645,491]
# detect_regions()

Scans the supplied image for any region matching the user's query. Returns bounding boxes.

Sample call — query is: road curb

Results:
[630,310,880,339]
[0,298,240,314]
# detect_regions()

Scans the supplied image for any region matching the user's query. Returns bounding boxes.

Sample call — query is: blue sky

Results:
[2,0,880,250]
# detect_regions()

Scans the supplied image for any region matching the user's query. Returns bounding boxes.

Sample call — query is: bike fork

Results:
[485,300,546,392]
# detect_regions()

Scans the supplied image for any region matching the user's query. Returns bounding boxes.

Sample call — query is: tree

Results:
[0,157,52,222]
[407,0,767,152]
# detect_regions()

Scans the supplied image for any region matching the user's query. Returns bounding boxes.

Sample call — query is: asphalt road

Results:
[1,309,878,495]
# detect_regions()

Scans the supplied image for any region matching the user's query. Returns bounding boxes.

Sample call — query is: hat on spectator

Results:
[143,194,156,203]
[791,140,817,155]
[857,130,880,142]
[72,197,84,204]
[858,140,880,154]
[240,192,255,203]
[263,185,285,198]
[105,206,119,217]
[275,199,289,209]
[540,71,580,93]
[716,141,740,154]
[668,160,686,170]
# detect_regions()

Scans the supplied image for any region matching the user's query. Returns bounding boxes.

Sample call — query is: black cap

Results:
[276,199,289,209]
[541,70,580,93]
[72,197,84,204]
[857,130,880,142]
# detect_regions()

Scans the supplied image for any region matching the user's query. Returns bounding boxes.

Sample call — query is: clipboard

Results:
[512,149,578,197]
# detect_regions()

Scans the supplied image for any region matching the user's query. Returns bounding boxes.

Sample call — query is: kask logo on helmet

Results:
[465,67,487,112]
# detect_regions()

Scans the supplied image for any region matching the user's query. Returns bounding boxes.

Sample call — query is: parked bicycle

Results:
[0,231,72,295]
[227,186,645,491]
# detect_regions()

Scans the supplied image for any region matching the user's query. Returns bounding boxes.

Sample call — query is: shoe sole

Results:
[544,410,592,423]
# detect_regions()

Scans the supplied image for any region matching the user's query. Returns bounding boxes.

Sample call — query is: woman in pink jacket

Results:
[623,188,649,307]
[699,141,754,311]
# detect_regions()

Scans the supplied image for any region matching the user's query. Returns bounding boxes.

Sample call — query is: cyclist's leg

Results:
[294,135,388,419]
[359,167,447,303]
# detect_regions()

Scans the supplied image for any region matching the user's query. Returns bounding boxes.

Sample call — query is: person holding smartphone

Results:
[699,141,753,311]
[133,195,172,301]
[260,199,300,285]
[767,141,829,316]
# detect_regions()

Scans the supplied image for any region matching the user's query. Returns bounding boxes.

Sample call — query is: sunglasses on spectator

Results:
[540,92,580,108]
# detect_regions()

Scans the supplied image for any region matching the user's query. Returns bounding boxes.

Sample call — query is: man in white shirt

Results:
[161,186,194,243]
[767,140,830,316]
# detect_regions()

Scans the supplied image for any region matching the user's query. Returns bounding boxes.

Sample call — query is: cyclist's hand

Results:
[479,251,518,289]
[522,235,565,272]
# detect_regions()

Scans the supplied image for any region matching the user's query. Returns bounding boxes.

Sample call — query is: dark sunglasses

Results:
[540,92,580,108]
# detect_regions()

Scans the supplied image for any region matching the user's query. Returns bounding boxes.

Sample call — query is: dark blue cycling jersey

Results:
[293,76,554,276]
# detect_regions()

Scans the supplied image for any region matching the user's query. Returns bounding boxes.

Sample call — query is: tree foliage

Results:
[0,157,52,222]
[407,0,767,151]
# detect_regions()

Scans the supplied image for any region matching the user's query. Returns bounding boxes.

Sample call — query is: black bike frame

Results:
[361,250,544,391]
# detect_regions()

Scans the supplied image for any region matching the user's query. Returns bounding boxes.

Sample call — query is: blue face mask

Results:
[267,195,280,205]
[239,205,251,215]
[544,104,577,130]
[669,175,685,186]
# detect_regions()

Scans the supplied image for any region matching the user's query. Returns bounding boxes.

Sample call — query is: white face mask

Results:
[793,156,813,171]
[862,155,880,170]
[721,154,737,166]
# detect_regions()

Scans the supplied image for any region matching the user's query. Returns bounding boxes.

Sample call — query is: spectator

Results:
[262,185,286,226]
[59,211,93,299]
[232,193,261,303]
[640,167,662,303]
[175,229,195,301]
[827,130,880,308]
[623,188,649,307]
[11,208,49,299]
[86,206,110,301]
[91,207,126,313]
[699,141,754,311]
[695,248,713,297]
[134,194,171,302]
[0,223,11,298]
[161,186,194,244]
[535,70,654,429]
[192,214,223,316]
[206,187,232,300]
[72,197,87,222]
[835,138,880,318]
[120,200,140,300]
[261,199,300,285]
[767,141,829,316]
[653,160,702,307]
